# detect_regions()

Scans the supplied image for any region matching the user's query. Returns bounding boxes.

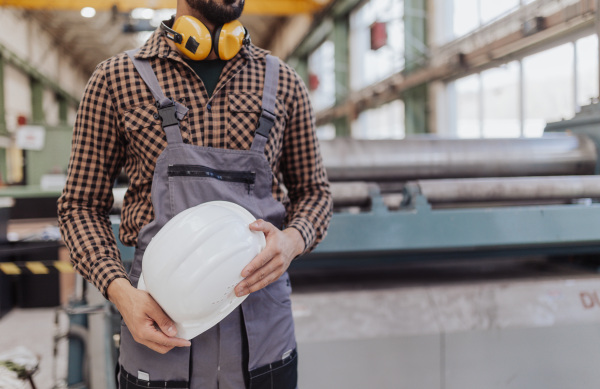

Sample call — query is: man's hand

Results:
[107,278,191,354]
[235,220,305,297]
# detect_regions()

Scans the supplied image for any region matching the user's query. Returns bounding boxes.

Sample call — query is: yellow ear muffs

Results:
[161,16,250,61]
[213,20,248,61]
[162,15,212,61]
[173,15,213,60]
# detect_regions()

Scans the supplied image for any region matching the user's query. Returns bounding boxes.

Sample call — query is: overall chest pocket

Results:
[227,93,262,150]
[167,164,262,219]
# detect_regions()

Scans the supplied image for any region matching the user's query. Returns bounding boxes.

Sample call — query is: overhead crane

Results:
[0,0,329,15]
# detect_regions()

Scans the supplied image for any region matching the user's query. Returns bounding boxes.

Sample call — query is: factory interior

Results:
[2,0,600,387]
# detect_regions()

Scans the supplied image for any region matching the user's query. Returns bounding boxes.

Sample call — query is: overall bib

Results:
[118,50,297,389]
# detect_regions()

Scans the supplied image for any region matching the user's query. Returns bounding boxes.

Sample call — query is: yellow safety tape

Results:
[54,261,75,274]
[26,261,49,275]
[0,261,76,274]
[0,262,21,275]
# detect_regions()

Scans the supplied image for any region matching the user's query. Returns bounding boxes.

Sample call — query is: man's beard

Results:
[186,0,245,25]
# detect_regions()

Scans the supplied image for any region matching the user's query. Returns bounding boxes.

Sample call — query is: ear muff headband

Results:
[161,16,249,61]
[160,18,183,44]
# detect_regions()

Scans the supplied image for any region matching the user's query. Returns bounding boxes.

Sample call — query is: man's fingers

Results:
[147,300,178,337]
[118,288,190,352]
[236,221,294,297]
[142,322,191,349]
[148,329,191,348]
[249,219,276,235]
[241,245,276,278]
[131,321,190,353]
[131,329,174,354]
[242,271,278,294]
[236,255,284,296]
[140,295,190,349]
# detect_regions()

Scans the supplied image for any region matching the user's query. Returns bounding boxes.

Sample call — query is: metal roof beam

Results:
[0,0,328,15]
[0,42,79,106]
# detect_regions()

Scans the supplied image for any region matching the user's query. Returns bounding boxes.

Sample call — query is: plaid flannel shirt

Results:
[57,30,333,297]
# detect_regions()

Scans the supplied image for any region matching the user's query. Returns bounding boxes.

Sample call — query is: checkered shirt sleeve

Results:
[281,72,333,253]
[57,66,129,297]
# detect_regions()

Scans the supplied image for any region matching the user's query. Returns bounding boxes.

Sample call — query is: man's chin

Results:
[186,0,244,24]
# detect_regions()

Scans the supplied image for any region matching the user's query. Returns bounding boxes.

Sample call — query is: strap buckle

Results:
[256,109,276,138]
[156,98,178,128]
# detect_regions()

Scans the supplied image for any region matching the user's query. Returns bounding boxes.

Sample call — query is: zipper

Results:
[168,164,256,194]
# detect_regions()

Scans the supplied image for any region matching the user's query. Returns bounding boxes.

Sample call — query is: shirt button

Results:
[153,113,160,120]
[207,104,212,111]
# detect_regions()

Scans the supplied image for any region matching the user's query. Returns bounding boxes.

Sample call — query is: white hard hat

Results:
[137,201,266,340]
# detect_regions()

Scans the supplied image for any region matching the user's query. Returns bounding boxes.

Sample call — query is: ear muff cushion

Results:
[172,15,212,60]
[215,20,246,60]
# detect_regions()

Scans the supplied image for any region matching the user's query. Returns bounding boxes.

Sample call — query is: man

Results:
[57,0,333,387]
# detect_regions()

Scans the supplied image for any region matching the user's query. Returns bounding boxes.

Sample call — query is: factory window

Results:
[450,64,520,139]
[308,40,336,111]
[349,0,404,90]
[447,34,598,138]
[352,100,405,139]
[454,74,480,138]
[481,62,520,138]
[576,34,599,108]
[523,43,574,137]
[479,0,519,25]
[445,0,520,40]
[452,0,479,38]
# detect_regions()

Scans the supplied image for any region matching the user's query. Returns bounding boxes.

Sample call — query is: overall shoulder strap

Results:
[125,49,184,145]
[251,55,280,152]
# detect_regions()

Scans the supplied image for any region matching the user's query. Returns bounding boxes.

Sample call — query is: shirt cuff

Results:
[89,258,130,299]
[286,217,316,255]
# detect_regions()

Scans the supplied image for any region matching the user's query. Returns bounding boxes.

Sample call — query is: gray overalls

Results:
[118,50,297,389]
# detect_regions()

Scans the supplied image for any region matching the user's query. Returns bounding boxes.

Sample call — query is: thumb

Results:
[249,219,275,234]
[148,302,177,337]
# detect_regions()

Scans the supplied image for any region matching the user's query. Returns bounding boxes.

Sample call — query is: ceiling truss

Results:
[0,0,327,15]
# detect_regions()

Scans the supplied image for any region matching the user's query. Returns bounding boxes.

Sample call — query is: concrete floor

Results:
[0,308,68,389]
[3,259,600,388]
[293,273,600,388]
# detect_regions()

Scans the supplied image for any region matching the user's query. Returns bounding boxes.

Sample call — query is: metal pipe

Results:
[320,134,597,181]
[330,182,374,206]
[416,175,600,203]
[329,182,406,209]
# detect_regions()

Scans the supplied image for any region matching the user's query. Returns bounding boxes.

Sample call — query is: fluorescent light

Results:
[132,8,155,20]
[80,7,96,18]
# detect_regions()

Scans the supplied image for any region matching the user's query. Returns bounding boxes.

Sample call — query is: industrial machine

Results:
[303,132,600,266]
[56,103,600,388]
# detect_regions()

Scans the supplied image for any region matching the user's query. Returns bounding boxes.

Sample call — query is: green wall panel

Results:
[25,125,72,186]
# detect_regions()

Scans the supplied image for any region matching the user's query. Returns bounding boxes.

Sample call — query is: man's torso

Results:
[101,32,299,246]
